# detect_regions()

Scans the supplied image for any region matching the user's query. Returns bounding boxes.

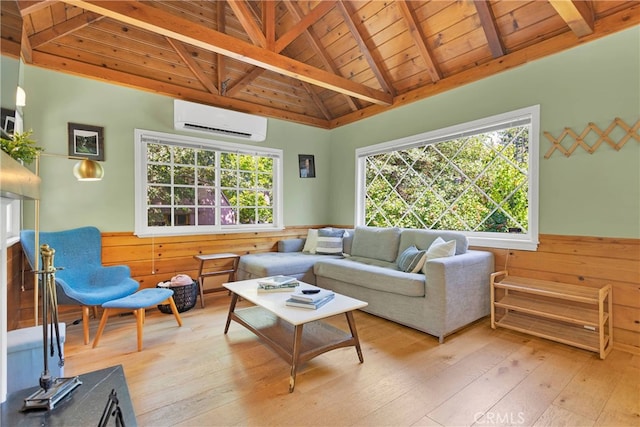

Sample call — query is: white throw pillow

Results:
[422,237,456,273]
[302,229,319,253]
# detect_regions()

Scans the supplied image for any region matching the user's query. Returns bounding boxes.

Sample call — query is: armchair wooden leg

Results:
[82,306,91,345]
[92,308,111,349]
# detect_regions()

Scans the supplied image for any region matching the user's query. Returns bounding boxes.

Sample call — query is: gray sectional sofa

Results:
[237,226,495,342]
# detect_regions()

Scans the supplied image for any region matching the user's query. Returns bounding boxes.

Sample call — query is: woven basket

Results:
[157,280,198,314]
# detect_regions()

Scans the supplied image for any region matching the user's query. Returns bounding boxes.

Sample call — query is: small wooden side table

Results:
[194,253,240,308]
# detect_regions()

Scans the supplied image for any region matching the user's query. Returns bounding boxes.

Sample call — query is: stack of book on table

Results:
[257,275,299,292]
[286,289,335,309]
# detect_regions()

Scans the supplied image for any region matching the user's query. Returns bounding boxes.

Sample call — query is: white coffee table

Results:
[223,279,368,392]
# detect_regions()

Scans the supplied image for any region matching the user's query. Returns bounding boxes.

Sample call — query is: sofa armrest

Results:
[278,238,306,253]
[423,250,495,337]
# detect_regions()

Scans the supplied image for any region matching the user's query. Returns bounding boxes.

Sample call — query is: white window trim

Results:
[134,129,284,237]
[2,198,21,247]
[355,105,540,251]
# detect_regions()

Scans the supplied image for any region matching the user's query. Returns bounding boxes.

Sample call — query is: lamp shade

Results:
[16,86,26,107]
[73,159,104,181]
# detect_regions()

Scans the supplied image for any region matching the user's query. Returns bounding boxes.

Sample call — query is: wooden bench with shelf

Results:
[490,271,612,359]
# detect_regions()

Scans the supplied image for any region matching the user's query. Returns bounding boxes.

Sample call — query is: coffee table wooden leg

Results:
[289,324,304,393]
[224,293,239,334]
[345,311,364,363]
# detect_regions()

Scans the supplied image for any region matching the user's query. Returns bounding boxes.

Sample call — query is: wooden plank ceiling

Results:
[1,1,638,129]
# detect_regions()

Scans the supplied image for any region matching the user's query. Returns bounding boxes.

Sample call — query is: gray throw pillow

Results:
[315,229,344,255]
[397,245,427,273]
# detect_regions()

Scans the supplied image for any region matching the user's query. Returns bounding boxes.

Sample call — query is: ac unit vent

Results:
[182,123,252,139]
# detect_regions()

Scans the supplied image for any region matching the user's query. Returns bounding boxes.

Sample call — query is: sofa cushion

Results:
[238,252,340,278]
[314,258,425,297]
[316,229,344,255]
[278,238,305,253]
[397,229,468,258]
[426,237,456,259]
[342,230,353,255]
[351,226,401,262]
[397,245,427,273]
[302,229,320,253]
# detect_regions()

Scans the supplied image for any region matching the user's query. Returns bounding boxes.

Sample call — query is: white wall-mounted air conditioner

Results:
[174,99,267,142]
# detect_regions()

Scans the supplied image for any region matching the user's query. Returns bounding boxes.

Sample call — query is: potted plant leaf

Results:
[0,130,43,164]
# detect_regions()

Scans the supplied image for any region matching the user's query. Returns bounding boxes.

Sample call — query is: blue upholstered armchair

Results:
[20,226,139,344]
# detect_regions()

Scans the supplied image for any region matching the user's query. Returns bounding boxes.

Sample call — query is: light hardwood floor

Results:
[61,293,639,427]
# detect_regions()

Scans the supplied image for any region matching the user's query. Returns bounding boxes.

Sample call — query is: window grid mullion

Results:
[136,129,282,235]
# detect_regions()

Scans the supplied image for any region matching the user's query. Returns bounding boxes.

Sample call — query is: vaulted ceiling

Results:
[1,1,638,129]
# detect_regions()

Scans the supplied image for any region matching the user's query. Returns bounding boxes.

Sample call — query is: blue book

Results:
[285,294,334,309]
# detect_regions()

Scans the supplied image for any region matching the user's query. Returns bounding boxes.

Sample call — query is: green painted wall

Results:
[329,26,640,239]
[20,67,332,231]
[9,26,640,239]
[0,56,19,110]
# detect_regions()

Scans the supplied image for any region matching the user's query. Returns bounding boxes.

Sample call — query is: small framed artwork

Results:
[68,122,105,161]
[1,108,15,135]
[298,154,315,178]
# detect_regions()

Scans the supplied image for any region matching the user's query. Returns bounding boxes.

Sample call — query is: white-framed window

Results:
[356,105,540,250]
[134,129,283,237]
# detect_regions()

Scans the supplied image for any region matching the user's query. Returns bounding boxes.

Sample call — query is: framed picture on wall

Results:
[298,154,315,178]
[1,108,15,136]
[68,122,105,161]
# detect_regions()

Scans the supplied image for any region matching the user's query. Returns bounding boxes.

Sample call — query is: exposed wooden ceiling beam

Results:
[217,1,226,95]
[29,11,103,49]
[301,81,332,121]
[263,0,275,51]
[274,1,335,53]
[30,48,330,128]
[226,67,263,97]
[337,1,395,96]
[166,38,219,95]
[20,23,33,63]
[474,0,506,58]
[285,1,361,112]
[17,0,57,16]
[396,0,442,82]
[549,0,595,37]
[226,1,338,118]
[58,0,392,106]
[329,3,639,128]
[2,38,24,59]
[226,0,266,48]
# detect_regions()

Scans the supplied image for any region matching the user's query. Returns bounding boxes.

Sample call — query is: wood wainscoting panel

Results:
[100,227,312,289]
[14,230,640,353]
[476,234,640,353]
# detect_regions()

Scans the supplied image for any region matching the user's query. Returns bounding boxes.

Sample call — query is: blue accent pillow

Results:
[315,229,344,255]
[397,245,427,273]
